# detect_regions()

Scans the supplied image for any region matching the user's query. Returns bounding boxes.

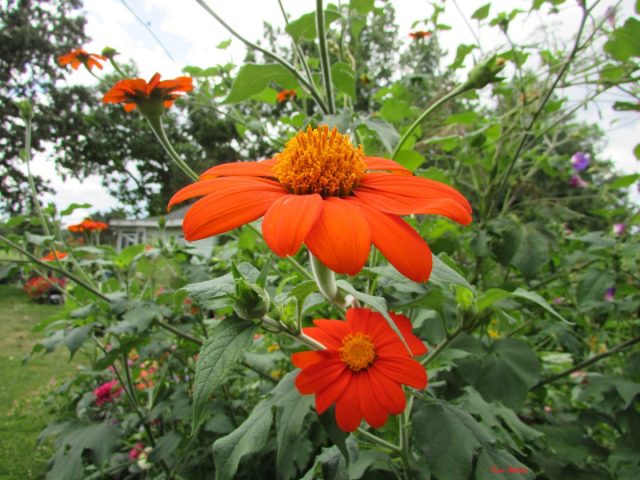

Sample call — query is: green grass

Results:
[0,285,75,480]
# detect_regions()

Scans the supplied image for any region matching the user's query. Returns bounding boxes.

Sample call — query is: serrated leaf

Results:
[226,64,299,104]
[193,320,257,431]
[475,446,533,479]
[413,399,493,480]
[181,274,235,310]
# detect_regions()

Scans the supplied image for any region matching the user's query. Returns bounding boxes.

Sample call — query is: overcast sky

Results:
[26,0,638,223]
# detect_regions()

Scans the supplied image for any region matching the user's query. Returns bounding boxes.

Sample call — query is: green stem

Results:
[145,116,199,181]
[421,327,463,366]
[193,0,330,114]
[391,85,466,159]
[316,0,335,114]
[356,427,400,452]
[309,253,346,308]
[262,316,326,350]
[277,0,317,93]
[398,405,412,479]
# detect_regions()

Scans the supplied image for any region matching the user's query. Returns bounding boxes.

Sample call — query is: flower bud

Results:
[15,100,33,120]
[101,46,118,59]
[231,264,270,321]
[461,55,507,92]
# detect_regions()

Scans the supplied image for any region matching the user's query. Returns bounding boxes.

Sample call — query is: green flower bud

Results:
[15,100,33,120]
[461,55,507,92]
[233,277,270,321]
[101,46,118,59]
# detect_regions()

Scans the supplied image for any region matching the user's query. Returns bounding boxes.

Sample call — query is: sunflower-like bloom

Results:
[276,89,297,103]
[169,126,471,282]
[58,48,106,71]
[409,30,432,40]
[103,73,193,113]
[292,308,427,432]
[40,250,68,262]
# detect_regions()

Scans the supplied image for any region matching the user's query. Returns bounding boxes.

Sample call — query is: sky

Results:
[25,0,639,224]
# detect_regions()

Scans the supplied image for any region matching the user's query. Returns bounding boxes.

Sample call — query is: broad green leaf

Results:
[193,320,257,431]
[108,304,160,335]
[181,273,235,310]
[379,98,410,123]
[114,244,145,269]
[604,18,640,61]
[609,173,640,189]
[475,446,533,479]
[64,324,93,359]
[285,8,342,41]
[457,339,541,409]
[472,3,491,20]
[225,64,299,104]
[331,62,355,99]
[394,149,424,171]
[495,223,550,278]
[446,111,479,125]
[216,39,231,49]
[349,0,374,14]
[478,288,568,323]
[357,117,399,153]
[413,399,493,480]
[511,288,568,323]
[148,431,181,464]
[429,254,473,290]
[449,44,476,70]
[576,269,615,305]
[60,203,92,216]
[212,398,274,480]
[319,407,350,464]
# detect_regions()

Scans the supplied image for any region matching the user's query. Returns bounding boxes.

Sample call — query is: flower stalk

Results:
[316,0,335,114]
[310,253,346,309]
[145,115,199,181]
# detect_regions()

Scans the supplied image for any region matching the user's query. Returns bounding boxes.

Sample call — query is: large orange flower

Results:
[58,48,106,71]
[169,126,471,281]
[103,73,193,113]
[292,308,427,432]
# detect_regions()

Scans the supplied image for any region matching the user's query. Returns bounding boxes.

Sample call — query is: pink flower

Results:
[613,223,626,236]
[93,380,123,406]
[129,442,145,461]
[604,287,615,302]
[569,175,588,188]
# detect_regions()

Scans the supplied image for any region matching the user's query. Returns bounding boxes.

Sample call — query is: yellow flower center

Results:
[273,125,367,196]
[339,333,376,372]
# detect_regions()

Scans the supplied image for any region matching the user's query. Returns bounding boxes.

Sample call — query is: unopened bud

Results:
[461,55,507,92]
[15,100,33,120]
[233,277,269,321]
[101,47,118,59]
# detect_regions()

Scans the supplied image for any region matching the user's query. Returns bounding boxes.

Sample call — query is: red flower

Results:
[40,250,68,262]
[93,380,123,406]
[128,442,145,461]
[409,31,432,40]
[58,48,106,71]
[103,73,193,113]
[292,308,427,432]
[168,125,471,282]
[276,89,297,103]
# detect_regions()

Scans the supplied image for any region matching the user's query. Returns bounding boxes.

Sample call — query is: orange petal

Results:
[375,356,427,389]
[368,365,406,414]
[182,181,284,241]
[262,194,323,256]
[354,189,472,224]
[295,357,345,394]
[168,176,282,210]
[358,373,389,428]
[335,380,362,432]
[390,312,428,356]
[304,198,371,276]
[291,350,326,368]
[364,157,412,175]
[305,319,350,350]
[315,369,352,414]
[123,103,137,112]
[199,160,276,180]
[346,198,433,282]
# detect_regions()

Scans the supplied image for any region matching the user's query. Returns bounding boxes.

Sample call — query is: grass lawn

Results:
[0,284,76,480]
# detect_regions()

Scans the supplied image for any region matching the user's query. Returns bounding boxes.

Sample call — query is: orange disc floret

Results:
[167,125,472,283]
[291,308,428,432]
[276,89,297,103]
[103,73,193,113]
[58,48,106,71]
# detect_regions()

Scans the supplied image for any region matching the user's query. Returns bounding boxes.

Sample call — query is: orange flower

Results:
[292,308,427,432]
[68,223,85,233]
[103,73,193,113]
[168,125,471,282]
[40,250,68,262]
[82,219,108,231]
[58,48,106,71]
[409,30,432,40]
[276,89,297,103]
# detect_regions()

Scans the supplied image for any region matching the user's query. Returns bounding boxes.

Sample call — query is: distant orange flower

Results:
[409,30,432,40]
[40,250,68,262]
[68,219,108,233]
[292,308,427,432]
[168,125,471,282]
[276,89,297,103]
[103,73,193,113]
[58,48,106,71]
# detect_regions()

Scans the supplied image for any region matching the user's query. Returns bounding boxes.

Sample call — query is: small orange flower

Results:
[58,48,106,71]
[292,308,427,432]
[82,220,108,231]
[168,125,471,282]
[409,30,432,40]
[40,250,68,262]
[103,73,193,113]
[276,89,297,103]
[68,223,85,233]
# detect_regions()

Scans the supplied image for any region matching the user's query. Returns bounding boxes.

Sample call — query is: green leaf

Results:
[446,111,479,125]
[331,62,355,99]
[379,98,410,123]
[394,149,424,171]
[114,244,145,269]
[472,3,491,20]
[349,0,374,14]
[430,254,473,290]
[148,431,181,464]
[413,399,493,480]
[478,288,568,323]
[475,446,533,479]
[181,274,235,310]
[216,39,231,49]
[449,44,476,70]
[285,8,342,41]
[225,64,299,104]
[319,407,350,464]
[457,339,541,409]
[495,223,550,278]
[576,269,615,305]
[25,231,53,245]
[60,203,92,216]
[609,173,640,189]
[604,18,640,61]
[193,320,257,431]
[357,117,399,153]
[212,398,274,480]
[634,143,640,160]
[64,324,93,359]
[108,304,160,335]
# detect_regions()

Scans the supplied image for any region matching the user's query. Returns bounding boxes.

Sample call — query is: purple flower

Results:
[570,152,590,171]
[604,287,615,302]
[613,223,626,236]
[569,175,588,188]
